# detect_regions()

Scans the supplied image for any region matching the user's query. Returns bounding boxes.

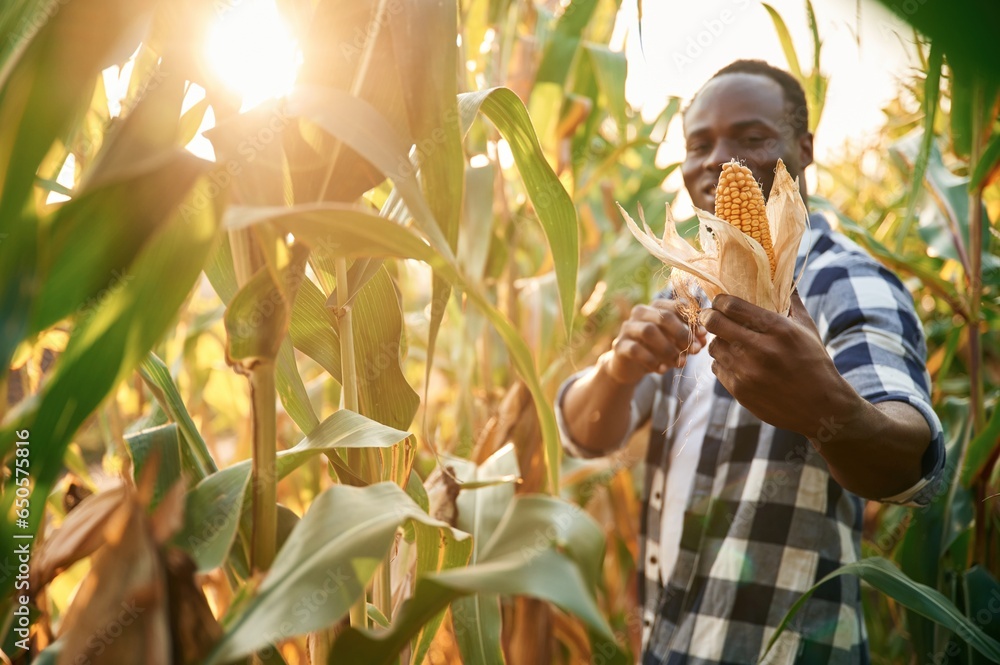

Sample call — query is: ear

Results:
[798,132,814,170]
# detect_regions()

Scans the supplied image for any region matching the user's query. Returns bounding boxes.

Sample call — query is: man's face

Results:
[681,72,813,212]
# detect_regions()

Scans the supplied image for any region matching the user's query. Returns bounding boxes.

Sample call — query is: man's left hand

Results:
[700,291,858,439]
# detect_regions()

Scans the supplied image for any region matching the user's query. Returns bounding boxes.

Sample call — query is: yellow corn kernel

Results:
[715,161,775,277]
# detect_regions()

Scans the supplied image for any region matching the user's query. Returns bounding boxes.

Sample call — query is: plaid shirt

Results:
[556,213,945,664]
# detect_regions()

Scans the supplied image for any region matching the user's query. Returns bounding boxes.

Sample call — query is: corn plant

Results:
[0,0,646,662]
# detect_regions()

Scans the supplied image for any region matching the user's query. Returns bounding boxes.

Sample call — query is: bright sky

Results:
[88,0,920,206]
[612,0,921,211]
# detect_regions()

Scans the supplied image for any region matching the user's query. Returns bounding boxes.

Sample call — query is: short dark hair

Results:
[688,59,811,137]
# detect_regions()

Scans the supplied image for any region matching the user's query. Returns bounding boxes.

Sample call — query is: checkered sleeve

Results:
[810,255,945,506]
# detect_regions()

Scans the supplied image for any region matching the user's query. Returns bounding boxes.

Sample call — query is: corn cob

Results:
[715,161,776,277]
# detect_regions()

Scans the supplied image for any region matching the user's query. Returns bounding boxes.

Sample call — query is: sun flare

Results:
[205,0,302,110]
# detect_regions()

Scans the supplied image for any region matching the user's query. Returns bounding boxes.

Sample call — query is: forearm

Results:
[561,352,638,456]
[810,390,931,500]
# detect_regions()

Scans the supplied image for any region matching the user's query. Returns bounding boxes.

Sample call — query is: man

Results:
[556,60,945,664]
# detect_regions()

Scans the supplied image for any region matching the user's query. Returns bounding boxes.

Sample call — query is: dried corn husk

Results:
[618,159,809,315]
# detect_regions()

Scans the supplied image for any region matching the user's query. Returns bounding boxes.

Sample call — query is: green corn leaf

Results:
[893,400,972,659]
[762,557,1000,663]
[891,130,989,273]
[0,175,218,599]
[961,405,1000,487]
[0,0,55,67]
[806,0,821,78]
[962,566,1000,662]
[288,276,342,378]
[124,423,184,509]
[201,482,465,664]
[286,86,454,260]
[176,409,411,572]
[275,340,321,435]
[584,43,627,135]
[204,236,321,436]
[31,151,206,337]
[388,0,465,409]
[139,352,218,479]
[338,258,386,311]
[409,520,475,665]
[329,495,618,664]
[949,63,974,159]
[896,44,942,253]
[225,203,562,493]
[459,87,579,337]
[535,0,600,86]
[762,4,804,81]
[406,468,430,514]
[458,163,496,282]
[803,0,827,131]
[872,0,1000,88]
[449,444,520,665]
[282,250,419,434]
[0,0,157,224]
[291,0,413,204]
[14,69,195,365]
[21,65,194,356]
[224,242,309,367]
[324,266,420,431]
[970,131,1000,190]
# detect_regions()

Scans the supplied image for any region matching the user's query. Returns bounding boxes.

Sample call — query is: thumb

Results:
[788,290,821,336]
[788,289,807,318]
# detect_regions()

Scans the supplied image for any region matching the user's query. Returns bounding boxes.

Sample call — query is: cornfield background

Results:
[0,0,997,663]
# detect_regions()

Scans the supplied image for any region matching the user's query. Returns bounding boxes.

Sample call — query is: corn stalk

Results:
[336,252,369,631]
[248,361,278,571]
[317,0,392,631]
[968,76,989,567]
[229,230,277,572]
[225,233,306,573]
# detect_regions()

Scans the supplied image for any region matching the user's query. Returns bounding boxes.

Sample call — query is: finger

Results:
[788,290,807,318]
[699,306,756,344]
[653,303,698,344]
[633,302,691,343]
[694,323,708,346]
[787,290,822,336]
[710,359,736,396]
[712,294,774,334]
[621,320,683,364]
[707,336,735,369]
[612,338,667,374]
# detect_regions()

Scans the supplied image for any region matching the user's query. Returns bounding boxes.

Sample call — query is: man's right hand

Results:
[604,299,707,385]
[561,298,706,456]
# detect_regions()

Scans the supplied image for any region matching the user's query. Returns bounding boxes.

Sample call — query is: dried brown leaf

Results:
[31,486,127,592]
[620,159,808,314]
[164,549,222,665]
[56,498,171,665]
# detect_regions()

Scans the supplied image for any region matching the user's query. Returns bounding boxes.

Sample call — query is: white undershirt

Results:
[659,335,714,584]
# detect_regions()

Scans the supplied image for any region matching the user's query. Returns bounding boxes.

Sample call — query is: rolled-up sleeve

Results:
[810,256,945,506]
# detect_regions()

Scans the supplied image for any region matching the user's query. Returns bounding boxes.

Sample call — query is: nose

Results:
[704,138,738,174]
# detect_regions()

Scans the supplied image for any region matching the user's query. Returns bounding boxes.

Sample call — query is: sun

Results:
[205,0,302,111]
